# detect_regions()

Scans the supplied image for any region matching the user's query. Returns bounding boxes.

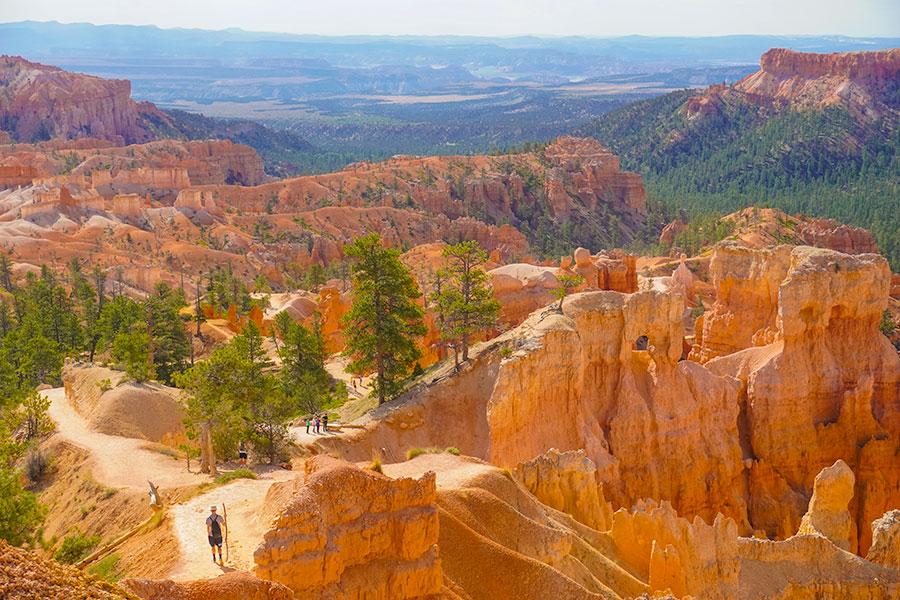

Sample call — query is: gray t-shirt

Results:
[206,514,225,537]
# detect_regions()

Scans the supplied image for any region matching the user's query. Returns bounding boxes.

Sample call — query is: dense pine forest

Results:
[576,89,900,267]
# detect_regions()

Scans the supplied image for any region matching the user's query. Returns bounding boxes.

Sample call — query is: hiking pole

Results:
[223,502,229,563]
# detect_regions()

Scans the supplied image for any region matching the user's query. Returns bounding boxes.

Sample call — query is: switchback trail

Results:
[43,386,297,581]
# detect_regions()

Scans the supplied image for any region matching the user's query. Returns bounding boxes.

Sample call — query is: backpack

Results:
[209,516,222,537]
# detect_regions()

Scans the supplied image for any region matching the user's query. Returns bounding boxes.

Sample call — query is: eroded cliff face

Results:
[691,242,792,363]
[253,456,441,600]
[383,451,900,600]
[705,245,900,553]
[687,47,900,120]
[759,47,900,80]
[322,241,900,565]
[325,288,747,529]
[0,55,166,144]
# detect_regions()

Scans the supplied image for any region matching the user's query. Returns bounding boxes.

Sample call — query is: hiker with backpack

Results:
[206,505,227,564]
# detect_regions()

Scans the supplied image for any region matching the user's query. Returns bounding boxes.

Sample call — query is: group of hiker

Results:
[305,413,329,434]
[204,419,335,565]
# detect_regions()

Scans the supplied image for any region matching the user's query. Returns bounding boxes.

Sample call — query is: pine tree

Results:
[176,344,249,476]
[432,241,500,363]
[275,313,330,413]
[145,282,190,384]
[342,233,426,405]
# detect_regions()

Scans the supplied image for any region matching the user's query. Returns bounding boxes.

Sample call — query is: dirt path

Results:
[324,354,371,399]
[44,386,299,582]
[168,470,296,581]
[43,387,198,490]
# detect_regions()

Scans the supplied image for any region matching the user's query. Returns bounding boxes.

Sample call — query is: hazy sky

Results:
[2,0,899,37]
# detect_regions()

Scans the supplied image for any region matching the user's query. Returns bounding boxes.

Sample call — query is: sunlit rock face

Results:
[253,456,441,600]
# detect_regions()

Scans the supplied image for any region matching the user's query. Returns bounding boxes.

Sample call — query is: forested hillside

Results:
[577,83,900,266]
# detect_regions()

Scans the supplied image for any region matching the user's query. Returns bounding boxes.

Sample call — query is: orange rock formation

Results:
[704,245,900,553]
[0,55,166,144]
[686,47,900,120]
[253,456,441,599]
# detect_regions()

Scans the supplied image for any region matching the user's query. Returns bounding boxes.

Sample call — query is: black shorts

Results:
[208,535,223,547]
[238,451,248,459]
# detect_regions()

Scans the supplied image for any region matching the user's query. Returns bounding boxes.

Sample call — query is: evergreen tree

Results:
[145,282,190,384]
[553,273,585,311]
[342,233,426,405]
[176,344,251,476]
[245,377,294,464]
[112,328,155,383]
[274,312,330,413]
[432,241,501,363]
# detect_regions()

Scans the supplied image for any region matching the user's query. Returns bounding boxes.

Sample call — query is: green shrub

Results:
[54,530,100,564]
[88,553,123,582]
[369,456,383,474]
[445,447,461,456]
[406,447,442,460]
[213,468,257,485]
[24,447,49,482]
[500,347,513,358]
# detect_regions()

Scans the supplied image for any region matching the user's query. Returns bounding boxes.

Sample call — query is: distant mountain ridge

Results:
[576,46,900,267]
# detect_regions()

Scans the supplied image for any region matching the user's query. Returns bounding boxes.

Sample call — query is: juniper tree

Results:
[553,273,584,311]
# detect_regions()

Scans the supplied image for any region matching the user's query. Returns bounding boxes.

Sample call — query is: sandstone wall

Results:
[690,242,792,362]
[253,456,441,599]
[706,246,900,553]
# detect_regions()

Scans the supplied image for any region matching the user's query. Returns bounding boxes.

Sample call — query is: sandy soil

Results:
[44,387,196,490]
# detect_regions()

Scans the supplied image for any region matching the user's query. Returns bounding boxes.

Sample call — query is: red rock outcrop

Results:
[690,242,792,363]
[798,217,878,254]
[0,164,38,189]
[0,55,166,144]
[0,540,137,599]
[705,246,900,553]
[867,510,900,570]
[659,219,686,246]
[760,47,900,80]
[797,459,855,551]
[689,48,900,120]
[515,448,613,531]
[325,289,747,530]
[253,456,441,599]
